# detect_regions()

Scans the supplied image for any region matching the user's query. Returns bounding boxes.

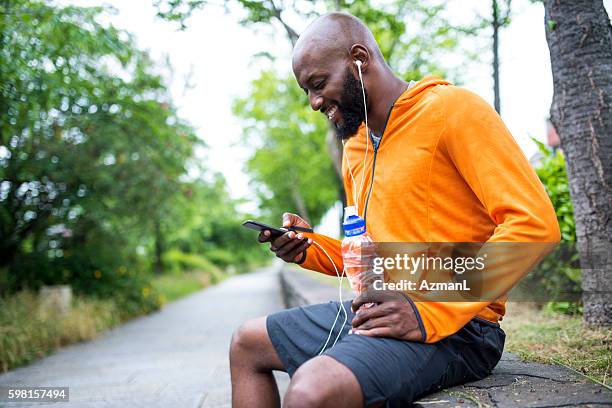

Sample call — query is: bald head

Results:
[292,13,400,140]
[292,12,384,72]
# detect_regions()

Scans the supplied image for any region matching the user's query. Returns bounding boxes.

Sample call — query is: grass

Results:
[0,267,227,373]
[0,292,120,372]
[501,302,611,386]
[151,271,214,303]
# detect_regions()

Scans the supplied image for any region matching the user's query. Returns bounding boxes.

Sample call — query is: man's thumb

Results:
[282,213,294,227]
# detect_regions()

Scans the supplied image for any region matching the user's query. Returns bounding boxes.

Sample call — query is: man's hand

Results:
[351,290,422,341]
[258,213,313,264]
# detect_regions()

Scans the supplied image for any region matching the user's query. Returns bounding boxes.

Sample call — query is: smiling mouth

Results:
[325,105,339,122]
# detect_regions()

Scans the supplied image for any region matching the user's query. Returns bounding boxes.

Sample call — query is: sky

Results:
[60,0,611,234]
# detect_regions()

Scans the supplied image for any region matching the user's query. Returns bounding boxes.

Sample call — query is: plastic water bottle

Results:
[341,206,377,296]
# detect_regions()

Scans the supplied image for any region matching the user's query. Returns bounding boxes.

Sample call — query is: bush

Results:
[5,225,163,318]
[203,248,237,269]
[533,143,576,242]
[151,271,211,303]
[163,249,219,273]
[0,292,120,372]
[532,140,581,309]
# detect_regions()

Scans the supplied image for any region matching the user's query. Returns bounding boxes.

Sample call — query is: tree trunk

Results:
[290,184,310,225]
[492,0,501,114]
[544,0,612,326]
[153,220,164,275]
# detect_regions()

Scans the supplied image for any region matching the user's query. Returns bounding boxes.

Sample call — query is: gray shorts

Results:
[266,300,505,407]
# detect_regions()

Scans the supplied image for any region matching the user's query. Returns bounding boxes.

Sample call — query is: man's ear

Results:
[350,44,370,72]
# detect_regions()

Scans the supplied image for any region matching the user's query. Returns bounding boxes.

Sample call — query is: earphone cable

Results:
[312,240,348,354]
[356,62,370,219]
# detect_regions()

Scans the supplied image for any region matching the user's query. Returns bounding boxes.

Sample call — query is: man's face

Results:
[294,55,367,140]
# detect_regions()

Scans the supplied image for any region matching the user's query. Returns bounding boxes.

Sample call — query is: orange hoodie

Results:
[300,76,560,343]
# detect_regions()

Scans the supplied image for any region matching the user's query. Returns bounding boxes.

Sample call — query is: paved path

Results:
[0,267,289,407]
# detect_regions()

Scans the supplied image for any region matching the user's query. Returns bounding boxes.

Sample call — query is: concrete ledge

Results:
[280,266,338,307]
[279,267,612,408]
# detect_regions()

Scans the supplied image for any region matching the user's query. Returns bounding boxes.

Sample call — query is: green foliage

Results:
[154,0,206,29]
[544,301,582,315]
[233,72,338,225]
[151,271,211,302]
[0,291,120,372]
[0,0,196,304]
[533,141,576,242]
[532,139,581,310]
[163,249,219,275]
[160,175,269,270]
[0,0,263,317]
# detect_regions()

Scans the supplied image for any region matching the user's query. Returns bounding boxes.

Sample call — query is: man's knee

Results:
[284,356,363,408]
[230,316,283,371]
[230,317,266,359]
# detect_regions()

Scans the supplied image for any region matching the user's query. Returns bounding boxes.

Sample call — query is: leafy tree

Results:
[0,0,197,304]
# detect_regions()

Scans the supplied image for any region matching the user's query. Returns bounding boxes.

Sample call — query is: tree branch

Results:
[268,0,299,45]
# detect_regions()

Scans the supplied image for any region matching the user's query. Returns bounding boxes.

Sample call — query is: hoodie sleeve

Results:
[409,86,561,343]
[439,87,560,244]
[298,232,344,277]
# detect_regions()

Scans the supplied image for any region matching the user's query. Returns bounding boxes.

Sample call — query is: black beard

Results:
[335,67,367,141]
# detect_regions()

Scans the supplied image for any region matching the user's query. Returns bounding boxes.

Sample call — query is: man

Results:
[230,12,560,407]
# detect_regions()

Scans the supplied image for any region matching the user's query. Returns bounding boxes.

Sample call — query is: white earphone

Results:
[343,59,369,218]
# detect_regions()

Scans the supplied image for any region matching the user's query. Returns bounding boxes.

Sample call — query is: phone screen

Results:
[242,220,287,239]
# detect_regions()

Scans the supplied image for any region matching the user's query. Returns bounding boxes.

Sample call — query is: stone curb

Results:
[279,267,612,408]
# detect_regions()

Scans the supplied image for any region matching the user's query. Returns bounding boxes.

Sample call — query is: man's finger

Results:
[269,231,297,251]
[352,290,402,312]
[280,239,311,262]
[275,235,307,257]
[258,230,271,243]
[352,326,393,338]
[351,303,393,327]
[282,212,311,229]
[352,290,386,312]
[352,315,393,332]
[293,241,311,263]
[282,212,297,227]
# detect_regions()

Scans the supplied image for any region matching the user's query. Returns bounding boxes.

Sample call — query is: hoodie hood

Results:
[395,76,452,111]
[353,76,451,138]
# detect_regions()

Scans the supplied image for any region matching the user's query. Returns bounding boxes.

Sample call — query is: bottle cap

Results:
[343,205,358,222]
[343,206,366,237]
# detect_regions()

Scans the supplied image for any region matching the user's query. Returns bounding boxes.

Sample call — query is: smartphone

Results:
[242,220,313,240]
[242,220,289,240]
